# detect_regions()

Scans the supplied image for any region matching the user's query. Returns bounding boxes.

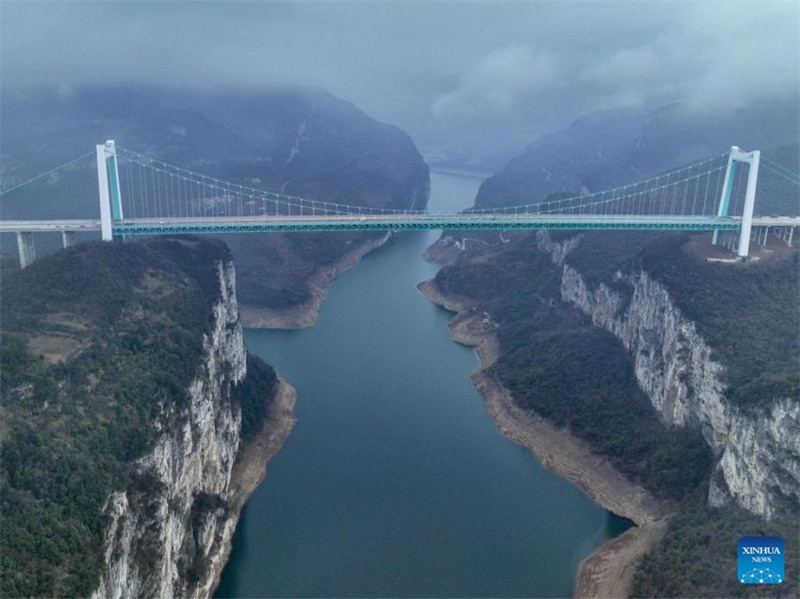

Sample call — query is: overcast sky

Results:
[3,1,799,150]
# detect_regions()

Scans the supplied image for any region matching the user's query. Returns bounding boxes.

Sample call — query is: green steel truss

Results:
[112,217,742,237]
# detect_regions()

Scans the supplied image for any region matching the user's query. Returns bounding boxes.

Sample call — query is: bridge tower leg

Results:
[735,150,759,258]
[712,150,737,246]
[61,231,76,248]
[16,232,36,269]
[96,139,123,241]
[711,146,760,257]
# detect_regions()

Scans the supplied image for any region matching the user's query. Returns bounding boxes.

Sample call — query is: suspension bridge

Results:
[1,141,798,268]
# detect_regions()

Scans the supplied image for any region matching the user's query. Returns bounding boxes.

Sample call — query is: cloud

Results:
[1,1,797,147]
[577,3,799,113]
[432,45,556,119]
[582,47,661,85]
[677,4,799,112]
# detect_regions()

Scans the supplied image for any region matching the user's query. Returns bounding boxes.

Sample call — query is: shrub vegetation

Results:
[435,227,798,596]
[0,238,276,598]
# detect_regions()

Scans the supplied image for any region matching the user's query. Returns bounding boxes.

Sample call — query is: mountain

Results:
[472,102,799,214]
[424,104,799,597]
[413,97,800,176]
[0,237,293,598]
[0,85,430,324]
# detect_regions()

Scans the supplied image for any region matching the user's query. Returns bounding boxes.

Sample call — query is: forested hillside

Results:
[0,239,277,597]
[552,230,800,408]
[435,235,714,502]
[434,229,798,597]
[429,102,799,596]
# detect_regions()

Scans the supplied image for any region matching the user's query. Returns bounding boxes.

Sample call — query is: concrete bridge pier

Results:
[747,227,760,249]
[718,230,738,253]
[752,226,767,248]
[783,226,795,247]
[16,232,36,269]
[61,231,76,248]
[772,226,795,247]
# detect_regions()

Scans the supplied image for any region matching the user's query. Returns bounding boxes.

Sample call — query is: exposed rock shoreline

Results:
[207,377,297,597]
[240,233,391,329]
[417,278,669,599]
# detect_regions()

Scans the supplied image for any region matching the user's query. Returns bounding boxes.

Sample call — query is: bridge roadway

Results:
[2,213,798,236]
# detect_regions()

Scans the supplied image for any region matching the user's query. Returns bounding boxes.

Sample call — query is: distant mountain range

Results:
[456,101,798,203]
[1,84,429,216]
[1,85,430,311]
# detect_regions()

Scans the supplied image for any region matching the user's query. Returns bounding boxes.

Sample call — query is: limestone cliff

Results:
[536,231,800,520]
[91,260,251,599]
[1,238,295,599]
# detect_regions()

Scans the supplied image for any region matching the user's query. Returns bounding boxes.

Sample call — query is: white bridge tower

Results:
[96,140,123,241]
[713,145,760,257]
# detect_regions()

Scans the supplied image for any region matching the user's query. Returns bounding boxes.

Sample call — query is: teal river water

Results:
[216,172,631,598]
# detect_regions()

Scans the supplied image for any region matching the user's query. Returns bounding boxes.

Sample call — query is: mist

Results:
[3,1,798,162]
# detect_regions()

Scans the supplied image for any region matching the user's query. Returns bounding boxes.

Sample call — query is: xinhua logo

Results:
[738,536,784,584]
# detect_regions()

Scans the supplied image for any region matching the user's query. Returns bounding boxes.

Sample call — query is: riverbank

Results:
[417,278,670,599]
[206,377,297,598]
[240,233,391,329]
[429,165,494,180]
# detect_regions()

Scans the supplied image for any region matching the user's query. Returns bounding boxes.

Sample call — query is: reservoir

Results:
[216,172,630,598]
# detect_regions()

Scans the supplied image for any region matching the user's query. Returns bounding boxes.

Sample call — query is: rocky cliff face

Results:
[91,259,248,599]
[537,231,800,521]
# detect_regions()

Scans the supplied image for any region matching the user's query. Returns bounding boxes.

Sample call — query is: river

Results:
[216,172,630,598]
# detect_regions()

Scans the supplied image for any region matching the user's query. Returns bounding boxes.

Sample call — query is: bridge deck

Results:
[0,219,102,233]
[0,214,797,235]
